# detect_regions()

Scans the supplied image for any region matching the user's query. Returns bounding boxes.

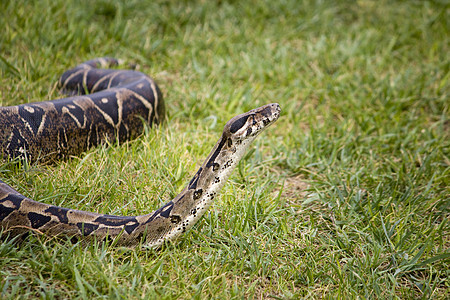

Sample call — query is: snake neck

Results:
[140,132,256,248]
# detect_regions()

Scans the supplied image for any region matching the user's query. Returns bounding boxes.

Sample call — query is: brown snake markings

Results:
[0,58,281,248]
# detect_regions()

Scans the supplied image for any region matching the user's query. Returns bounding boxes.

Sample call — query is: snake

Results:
[0,58,281,248]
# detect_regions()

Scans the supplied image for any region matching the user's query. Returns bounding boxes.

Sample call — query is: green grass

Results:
[1,0,449,298]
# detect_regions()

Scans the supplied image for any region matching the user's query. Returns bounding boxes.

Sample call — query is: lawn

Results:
[0,0,448,298]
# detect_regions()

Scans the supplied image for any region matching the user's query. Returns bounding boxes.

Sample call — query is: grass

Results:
[0,0,448,298]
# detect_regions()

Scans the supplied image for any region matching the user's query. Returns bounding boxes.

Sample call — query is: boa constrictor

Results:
[0,58,281,248]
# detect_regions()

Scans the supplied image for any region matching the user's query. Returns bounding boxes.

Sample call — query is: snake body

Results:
[0,59,280,248]
[0,57,164,163]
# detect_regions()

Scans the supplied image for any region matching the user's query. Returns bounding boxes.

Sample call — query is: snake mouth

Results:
[255,103,281,129]
[267,103,281,123]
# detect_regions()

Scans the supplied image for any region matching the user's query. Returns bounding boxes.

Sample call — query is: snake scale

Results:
[0,58,281,248]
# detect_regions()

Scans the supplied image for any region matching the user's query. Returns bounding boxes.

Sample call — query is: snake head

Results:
[224,103,281,142]
[204,103,281,172]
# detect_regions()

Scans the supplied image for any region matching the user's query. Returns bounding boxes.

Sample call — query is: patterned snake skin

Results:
[0,57,164,163]
[0,58,281,248]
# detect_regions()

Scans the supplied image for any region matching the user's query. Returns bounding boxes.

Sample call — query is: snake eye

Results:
[227,138,232,147]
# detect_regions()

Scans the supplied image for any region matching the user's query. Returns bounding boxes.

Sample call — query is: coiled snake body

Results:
[0,58,280,248]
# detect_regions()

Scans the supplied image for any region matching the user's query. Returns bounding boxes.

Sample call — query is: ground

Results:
[0,0,449,298]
